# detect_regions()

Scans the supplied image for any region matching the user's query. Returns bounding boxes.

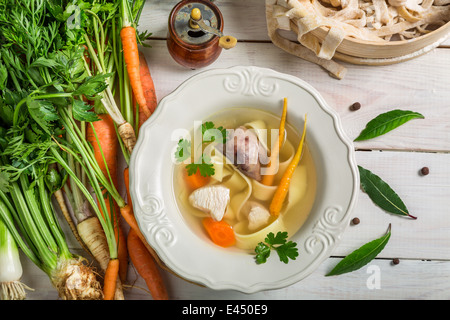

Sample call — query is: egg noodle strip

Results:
[266,0,449,78]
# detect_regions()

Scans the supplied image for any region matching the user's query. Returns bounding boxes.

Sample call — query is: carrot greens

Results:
[0,0,143,299]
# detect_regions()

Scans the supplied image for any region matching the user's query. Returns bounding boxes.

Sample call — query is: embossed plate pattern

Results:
[129,66,359,293]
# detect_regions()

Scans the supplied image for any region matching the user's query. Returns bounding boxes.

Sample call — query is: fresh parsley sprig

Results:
[174,121,228,177]
[255,231,299,264]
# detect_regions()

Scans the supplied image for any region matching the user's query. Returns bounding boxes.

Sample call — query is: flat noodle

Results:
[178,114,317,251]
[233,165,311,250]
[266,0,348,79]
[266,0,449,76]
[285,0,449,46]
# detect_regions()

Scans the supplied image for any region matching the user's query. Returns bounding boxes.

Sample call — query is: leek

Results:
[0,162,103,300]
[0,212,33,300]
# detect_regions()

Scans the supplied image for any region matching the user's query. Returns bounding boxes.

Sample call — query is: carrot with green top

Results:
[86,114,129,283]
[269,114,307,216]
[120,27,151,120]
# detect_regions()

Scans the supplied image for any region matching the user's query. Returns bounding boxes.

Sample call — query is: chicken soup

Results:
[173,106,316,252]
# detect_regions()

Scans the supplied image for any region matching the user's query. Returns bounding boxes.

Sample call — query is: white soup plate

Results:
[129,66,359,294]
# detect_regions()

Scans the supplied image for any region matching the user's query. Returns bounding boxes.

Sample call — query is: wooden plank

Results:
[155,258,450,300]
[14,1,450,300]
[21,250,450,300]
[139,0,268,41]
[141,40,450,152]
[336,150,450,261]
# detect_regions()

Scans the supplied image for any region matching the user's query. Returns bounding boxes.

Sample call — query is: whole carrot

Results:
[127,229,169,300]
[122,168,168,275]
[269,114,307,216]
[86,114,128,283]
[136,51,157,127]
[103,258,120,300]
[121,26,151,120]
[122,169,158,258]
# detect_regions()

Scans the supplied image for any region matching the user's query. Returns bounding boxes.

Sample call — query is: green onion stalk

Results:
[0,153,103,300]
[0,212,33,300]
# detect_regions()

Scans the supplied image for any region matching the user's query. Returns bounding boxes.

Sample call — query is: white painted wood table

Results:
[22,0,450,300]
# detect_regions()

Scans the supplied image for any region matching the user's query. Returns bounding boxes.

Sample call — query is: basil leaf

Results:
[354,110,424,141]
[326,224,391,276]
[358,165,416,219]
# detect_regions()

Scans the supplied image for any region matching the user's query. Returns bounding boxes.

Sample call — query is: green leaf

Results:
[72,99,99,122]
[185,161,215,177]
[26,98,59,136]
[358,165,416,219]
[174,139,191,162]
[0,61,7,90]
[276,241,299,264]
[30,57,58,68]
[326,224,391,276]
[255,242,271,264]
[254,231,299,264]
[202,121,228,143]
[265,231,288,246]
[354,110,424,141]
[73,73,111,98]
[0,171,11,193]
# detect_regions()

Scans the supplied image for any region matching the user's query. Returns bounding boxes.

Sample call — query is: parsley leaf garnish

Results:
[202,121,228,144]
[185,155,215,177]
[174,138,191,162]
[255,231,299,264]
[174,121,226,177]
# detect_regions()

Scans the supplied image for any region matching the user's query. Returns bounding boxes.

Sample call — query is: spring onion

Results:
[0,211,33,300]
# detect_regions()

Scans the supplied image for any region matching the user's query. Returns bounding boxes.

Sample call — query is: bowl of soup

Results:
[129,66,359,293]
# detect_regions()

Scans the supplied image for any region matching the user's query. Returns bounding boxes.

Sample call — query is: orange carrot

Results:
[87,114,118,184]
[103,258,120,300]
[121,26,151,119]
[134,51,157,127]
[261,98,288,186]
[123,167,132,207]
[87,114,128,282]
[122,170,154,255]
[184,167,210,191]
[127,229,169,300]
[269,114,307,217]
[121,169,169,295]
[202,217,236,247]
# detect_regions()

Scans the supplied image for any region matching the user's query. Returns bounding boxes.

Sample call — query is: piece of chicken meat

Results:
[225,126,263,181]
[188,185,230,221]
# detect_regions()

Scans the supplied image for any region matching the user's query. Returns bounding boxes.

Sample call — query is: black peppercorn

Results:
[351,217,360,225]
[420,167,429,176]
[349,102,361,111]
[392,258,400,265]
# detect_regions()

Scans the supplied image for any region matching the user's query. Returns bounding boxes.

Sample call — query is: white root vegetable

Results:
[77,216,125,300]
[0,215,33,300]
